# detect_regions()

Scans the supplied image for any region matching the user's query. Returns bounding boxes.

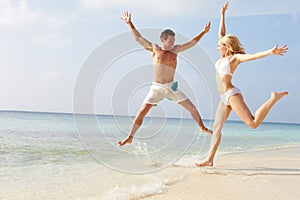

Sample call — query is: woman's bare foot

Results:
[195,160,213,167]
[271,91,288,102]
[118,135,133,146]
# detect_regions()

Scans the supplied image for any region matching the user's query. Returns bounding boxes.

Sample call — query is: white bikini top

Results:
[215,58,232,76]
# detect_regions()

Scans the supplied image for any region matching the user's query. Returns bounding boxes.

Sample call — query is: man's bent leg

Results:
[179,99,212,134]
[118,103,153,146]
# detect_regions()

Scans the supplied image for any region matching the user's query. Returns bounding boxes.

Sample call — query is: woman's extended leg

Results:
[196,101,231,167]
[229,92,288,129]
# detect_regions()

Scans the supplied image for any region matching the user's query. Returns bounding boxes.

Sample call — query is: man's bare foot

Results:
[195,160,213,167]
[118,135,133,146]
[271,91,288,102]
[201,127,213,135]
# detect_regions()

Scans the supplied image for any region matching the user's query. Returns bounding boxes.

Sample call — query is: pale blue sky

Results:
[0,0,299,124]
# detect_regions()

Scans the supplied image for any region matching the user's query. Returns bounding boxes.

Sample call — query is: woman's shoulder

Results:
[230,54,242,62]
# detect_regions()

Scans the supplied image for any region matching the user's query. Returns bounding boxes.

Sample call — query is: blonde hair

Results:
[220,34,246,54]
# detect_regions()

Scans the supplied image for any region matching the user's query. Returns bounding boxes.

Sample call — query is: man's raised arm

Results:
[176,21,211,53]
[121,11,153,51]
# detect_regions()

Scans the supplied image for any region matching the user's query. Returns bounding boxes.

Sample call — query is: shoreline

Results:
[1,110,299,125]
[144,147,300,200]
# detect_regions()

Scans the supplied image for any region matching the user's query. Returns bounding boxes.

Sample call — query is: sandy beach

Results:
[145,147,300,200]
[2,112,299,200]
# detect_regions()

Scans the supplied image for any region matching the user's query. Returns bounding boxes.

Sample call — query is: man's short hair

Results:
[160,29,175,40]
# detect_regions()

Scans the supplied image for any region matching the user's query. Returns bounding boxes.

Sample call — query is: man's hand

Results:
[203,21,211,33]
[121,11,131,24]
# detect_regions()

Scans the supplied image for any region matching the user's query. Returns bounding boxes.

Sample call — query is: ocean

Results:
[0,110,299,199]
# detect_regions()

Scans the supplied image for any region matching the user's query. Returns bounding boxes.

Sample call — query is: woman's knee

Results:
[213,125,222,136]
[249,123,259,129]
[245,120,258,129]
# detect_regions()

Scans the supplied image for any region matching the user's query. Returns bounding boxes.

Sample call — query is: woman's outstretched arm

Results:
[235,44,288,63]
[219,2,230,39]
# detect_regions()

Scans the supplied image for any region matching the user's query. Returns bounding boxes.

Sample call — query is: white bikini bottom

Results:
[220,87,241,106]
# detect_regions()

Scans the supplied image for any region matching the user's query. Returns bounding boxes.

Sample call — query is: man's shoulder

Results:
[171,45,180,53]
[152,44,162,51]
[152,43,160,48]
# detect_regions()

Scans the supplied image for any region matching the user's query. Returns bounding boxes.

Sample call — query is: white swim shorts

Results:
[143,82,188,105]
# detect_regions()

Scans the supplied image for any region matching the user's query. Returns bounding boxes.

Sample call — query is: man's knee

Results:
[133,118,143,126]
[135,104,152,125]
[183,102,197,114]
[140,104,152,113]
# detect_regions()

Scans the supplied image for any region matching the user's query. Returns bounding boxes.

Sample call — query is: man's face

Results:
[162,35,175,50]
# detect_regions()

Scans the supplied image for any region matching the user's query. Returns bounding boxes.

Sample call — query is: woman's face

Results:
[217,40,228,57]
